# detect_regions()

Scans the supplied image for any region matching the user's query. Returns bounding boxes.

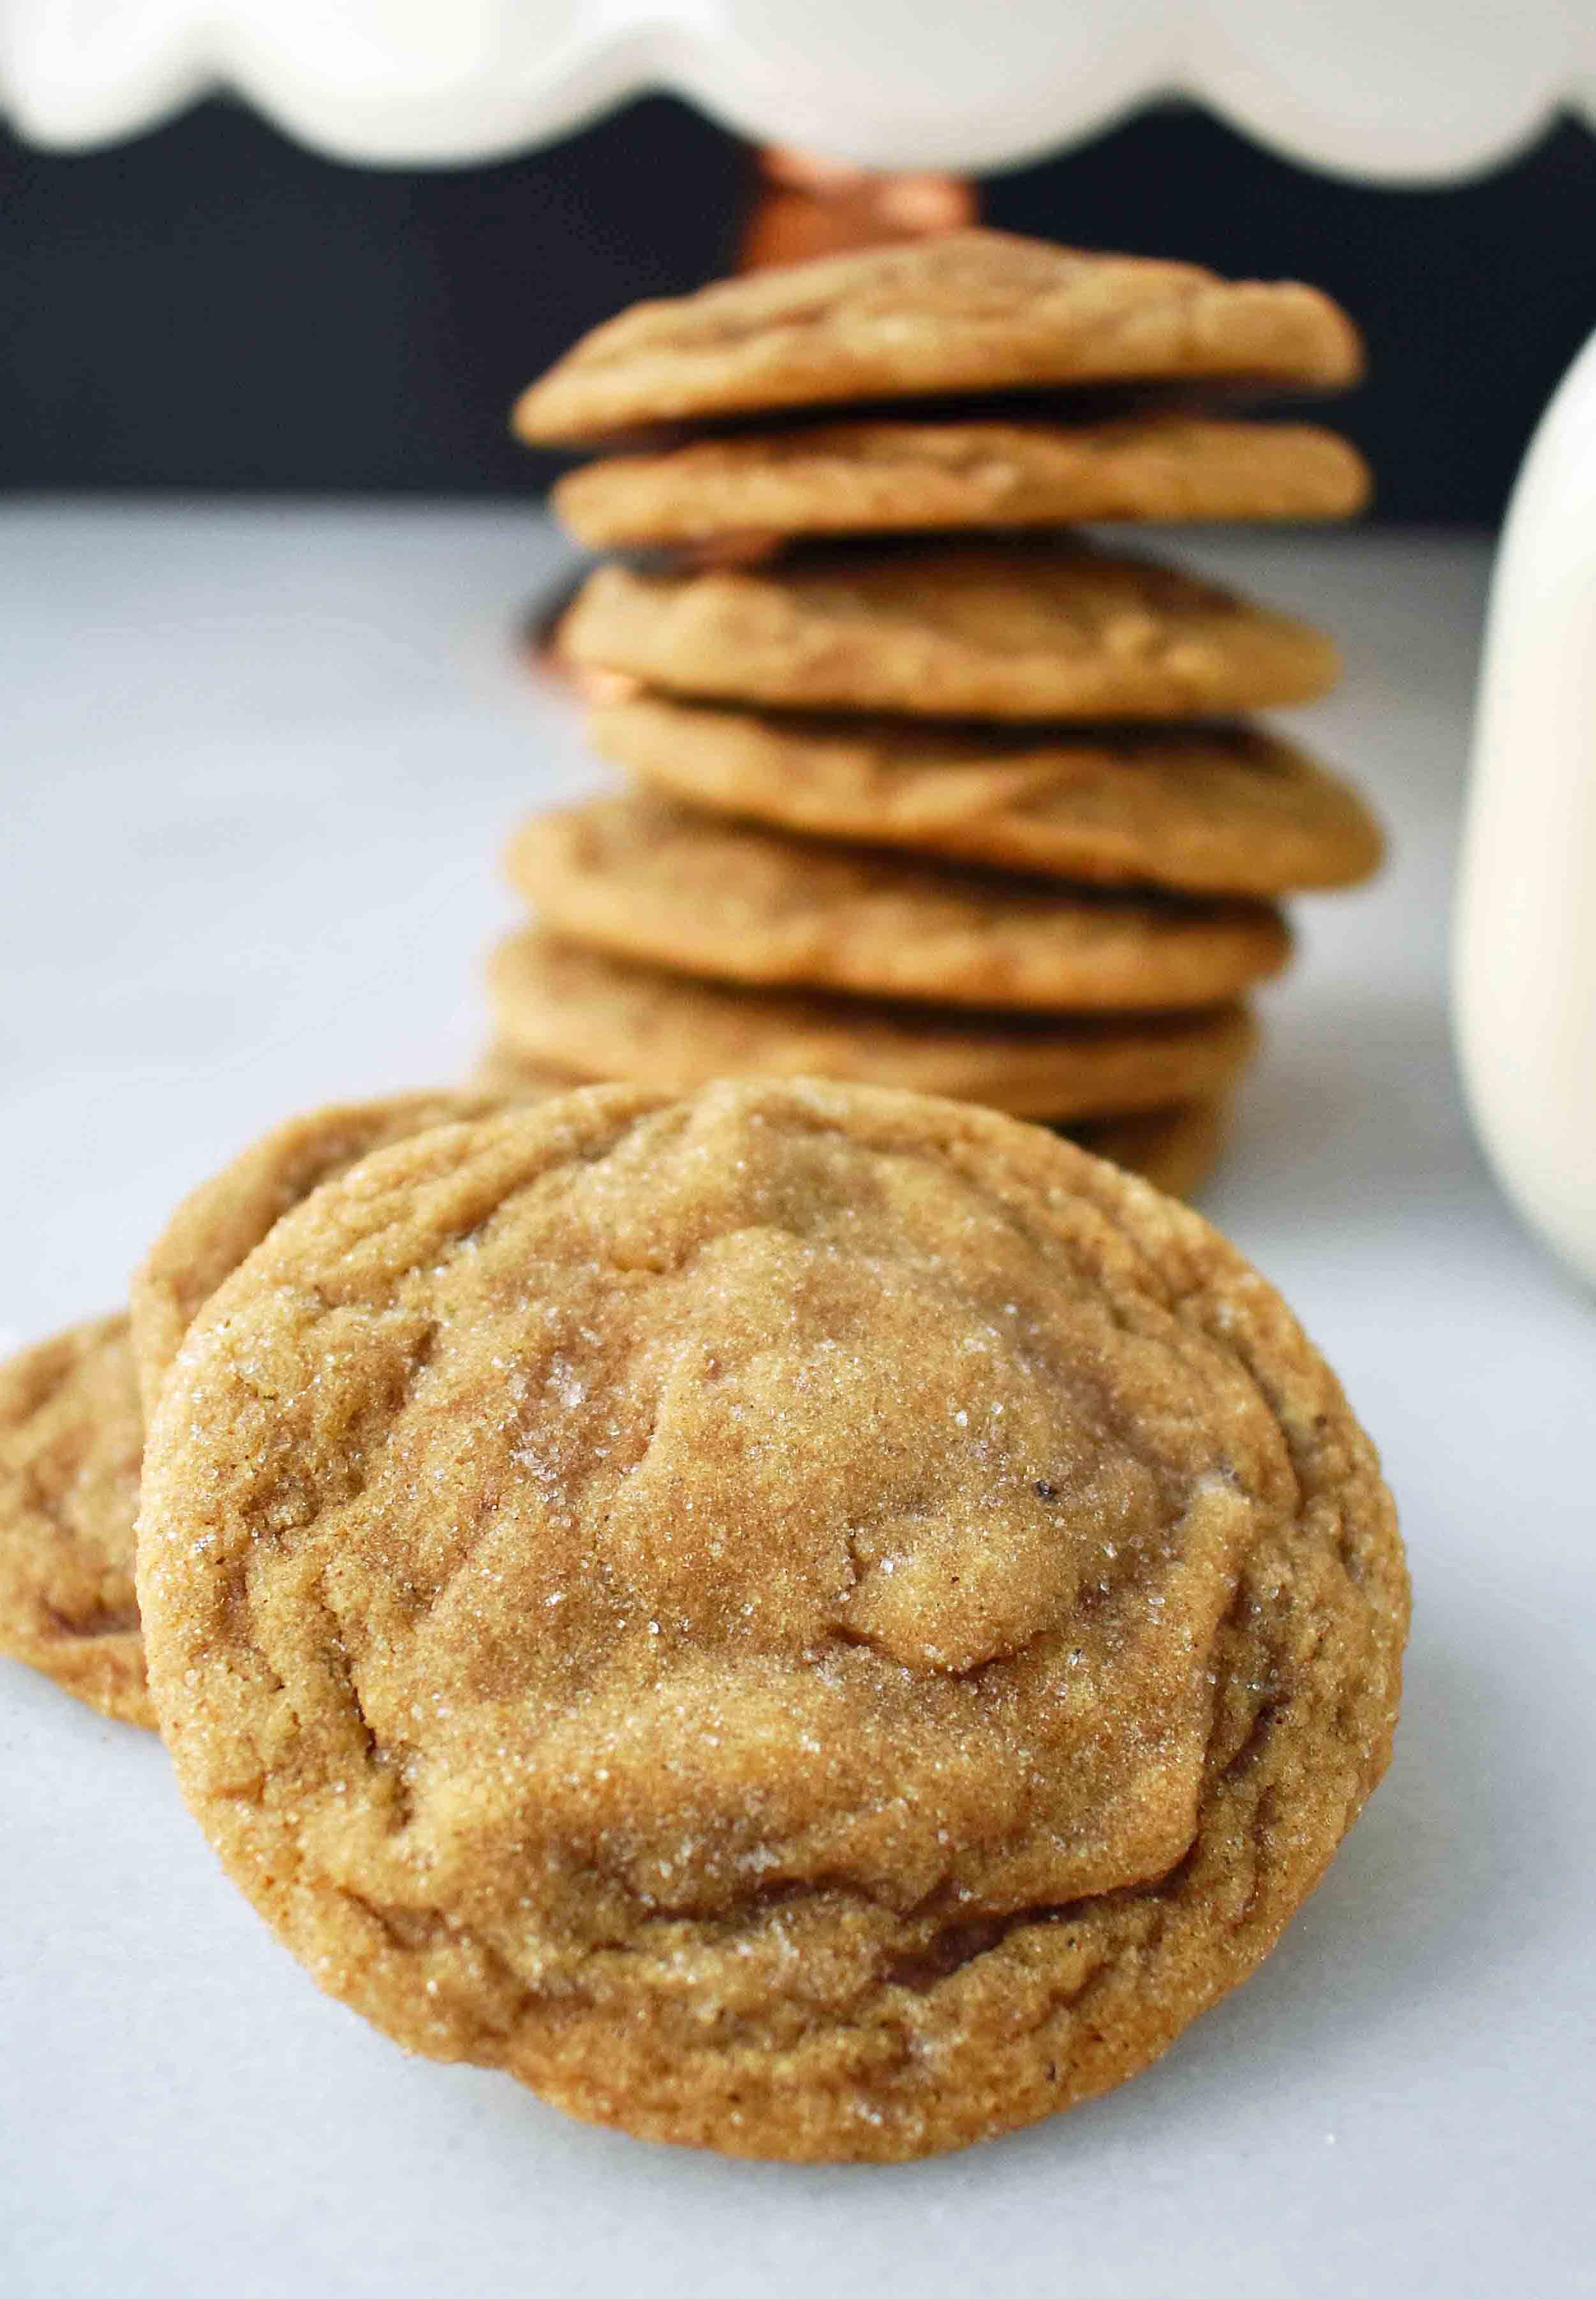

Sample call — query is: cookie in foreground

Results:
[130,1088,547,1420]
[138,1080,1407,2162]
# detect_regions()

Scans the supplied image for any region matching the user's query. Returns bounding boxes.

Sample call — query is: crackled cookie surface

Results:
[591,694,1384,897]
[131,1090,535,1419]
[488,931,1259,1119]
[0,1314,150,1727]
[514,231,1363,443]
[554,415,1370,547]
[509,794,1291,1011]
[561,542,1339,721]
[139,1082,1405,2160]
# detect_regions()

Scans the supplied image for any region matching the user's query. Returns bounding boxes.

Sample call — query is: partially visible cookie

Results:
[561,541,1339,720]
[0,1314,151,1727]
[589,693,1384,896]
[553,415,1371,547]
[514,231,1363,443]
[131,1089,545,1418]
[1073,1095,1230,1199]
[487,930,1259,1119]
[138,1078,1404,2160]
[508,795,1291,1012]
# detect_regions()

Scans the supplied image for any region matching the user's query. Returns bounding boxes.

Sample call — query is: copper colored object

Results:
[738,144,977,272]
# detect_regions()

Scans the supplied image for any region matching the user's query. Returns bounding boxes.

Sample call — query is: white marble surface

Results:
[2,506,1592,2298]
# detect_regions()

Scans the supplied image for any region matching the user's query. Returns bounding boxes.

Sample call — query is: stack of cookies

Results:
[486,232,1384,1194]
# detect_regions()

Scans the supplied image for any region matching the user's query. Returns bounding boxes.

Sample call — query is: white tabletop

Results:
[3,506,1592,2298]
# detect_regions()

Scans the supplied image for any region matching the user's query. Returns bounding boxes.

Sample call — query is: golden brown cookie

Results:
[1072,1095,1230,1199]
[561,540,1340,721]
[0,1314,151,1727]
[129,1090,554,1420]
[508,795,1291,1012]
[589,692,1384,897]
[138,1080,1406,2161]
[487,930,1258,1119]
[554,414,1370,547]
[514,230,1363,443]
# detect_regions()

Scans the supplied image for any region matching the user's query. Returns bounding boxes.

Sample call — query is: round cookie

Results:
[138,1080,1407,2161]
[513,230,1363,443]
[560,542,1340,721]
[0,1314,150,1727]
[588,694,1384,897]
[1072,1095,1230,1200]
[131,1089,553,1420]
[487,930,1259,1120]
[508,795,1292,1013]
[553,415,1371,547]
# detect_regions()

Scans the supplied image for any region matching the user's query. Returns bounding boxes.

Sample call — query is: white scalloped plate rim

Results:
[3,2,1595,179]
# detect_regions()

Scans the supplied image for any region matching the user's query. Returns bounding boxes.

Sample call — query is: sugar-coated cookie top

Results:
[138,1080,1405,2160]
[130,1089,543,1418]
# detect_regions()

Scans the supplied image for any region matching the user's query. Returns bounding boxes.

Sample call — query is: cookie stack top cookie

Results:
[490,231,1381,1187]
[514,231,1363,439]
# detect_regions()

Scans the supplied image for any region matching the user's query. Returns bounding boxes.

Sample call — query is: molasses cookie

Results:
[138,1080,1406,2160]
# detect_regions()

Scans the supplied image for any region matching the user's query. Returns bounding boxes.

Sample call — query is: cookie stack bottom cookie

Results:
[480,928,1265,1196]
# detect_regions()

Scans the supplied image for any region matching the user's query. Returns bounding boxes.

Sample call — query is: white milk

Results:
[1455,327,1596,1290]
